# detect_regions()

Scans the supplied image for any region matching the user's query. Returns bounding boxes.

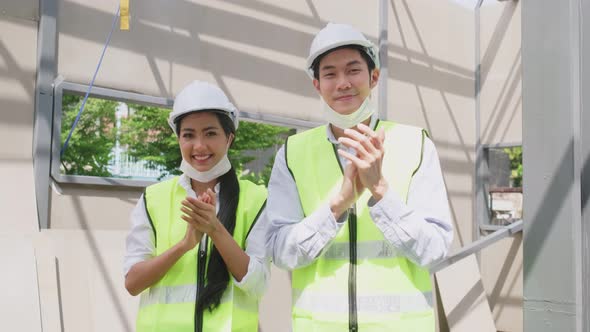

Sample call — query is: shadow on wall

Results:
[0,38,35,127]
[480,1,518,89]
[51,1,476,101]
[487,235,522,320]
[72,195,133,332]
[389,0,479,248]
[524,141,590,278]
[481,49,521,144]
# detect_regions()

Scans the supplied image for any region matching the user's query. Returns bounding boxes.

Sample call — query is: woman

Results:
[124,81,269,332]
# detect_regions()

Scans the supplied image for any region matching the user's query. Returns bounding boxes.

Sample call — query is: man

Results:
[265,23,453,331]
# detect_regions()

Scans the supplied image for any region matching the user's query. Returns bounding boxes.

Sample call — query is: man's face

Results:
[313,48,379,115]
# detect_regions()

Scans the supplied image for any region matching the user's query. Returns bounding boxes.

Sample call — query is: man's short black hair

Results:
[311,44,376,80]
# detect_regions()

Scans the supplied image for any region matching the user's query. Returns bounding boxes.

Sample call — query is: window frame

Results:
[51,79,319,188]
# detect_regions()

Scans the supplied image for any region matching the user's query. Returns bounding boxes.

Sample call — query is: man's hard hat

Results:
[168,81,239,133]
[306,23,380,79]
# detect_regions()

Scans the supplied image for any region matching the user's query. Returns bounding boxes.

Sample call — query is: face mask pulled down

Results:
[180,154,232,183]
[323,95,375,129]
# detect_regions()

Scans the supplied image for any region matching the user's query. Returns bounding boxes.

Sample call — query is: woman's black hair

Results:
[176,110,239,312]
[311,44,376,80]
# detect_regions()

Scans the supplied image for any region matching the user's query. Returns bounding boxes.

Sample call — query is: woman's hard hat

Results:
[168,81,239,133]
[306,23,380,79]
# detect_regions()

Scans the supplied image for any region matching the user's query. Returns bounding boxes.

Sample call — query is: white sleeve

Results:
[368,137,454,267]
[123,194,156,276]
[232,209,271,297]
[265,145,345,270]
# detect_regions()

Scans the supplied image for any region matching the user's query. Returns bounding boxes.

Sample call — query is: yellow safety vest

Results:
[286,120,434,331]
[136,177,267,332]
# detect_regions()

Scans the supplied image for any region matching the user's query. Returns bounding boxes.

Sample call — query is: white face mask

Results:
[180,155,232,183]
[322,95,375,129]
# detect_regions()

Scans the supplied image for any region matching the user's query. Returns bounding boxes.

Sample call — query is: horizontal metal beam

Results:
[238,111,321,130]
[60,81,173,108]
[481,142,522,149]
[430,219,523,273]
[51,173,155,188]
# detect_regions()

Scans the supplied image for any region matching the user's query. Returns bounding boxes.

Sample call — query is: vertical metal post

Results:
[378,0,388,120]
[474,0,485,257]
[580,1,590,330]
[522,0,586,330]
[33,0,58,229]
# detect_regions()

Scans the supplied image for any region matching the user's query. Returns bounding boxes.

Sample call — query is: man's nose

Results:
[336,74,352,90]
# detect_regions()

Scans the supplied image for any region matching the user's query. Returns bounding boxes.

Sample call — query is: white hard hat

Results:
[306,23,380,79]
[168,81,239,133]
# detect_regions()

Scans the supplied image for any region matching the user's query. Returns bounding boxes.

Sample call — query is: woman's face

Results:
[178,112,233,172]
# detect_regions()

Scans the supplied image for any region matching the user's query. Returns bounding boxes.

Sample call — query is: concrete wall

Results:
[480,0,522,146]
[0,0,39,234]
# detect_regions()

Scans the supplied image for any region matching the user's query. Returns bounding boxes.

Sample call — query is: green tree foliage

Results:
[231,121,291,185]
[60,95,117,176]
[504,146,523,187]
[120,103,182,179]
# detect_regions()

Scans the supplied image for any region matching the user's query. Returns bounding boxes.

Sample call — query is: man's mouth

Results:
[335,94,356,101]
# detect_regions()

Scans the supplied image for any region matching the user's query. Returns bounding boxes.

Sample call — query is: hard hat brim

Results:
[167,107,239,135]
[306,40,379,79]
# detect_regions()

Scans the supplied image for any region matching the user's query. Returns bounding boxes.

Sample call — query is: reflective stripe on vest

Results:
[140,283,259,312]
[323,240,399,260]
[136,177,267,332]
[286,121,434,331]
[293,289,433,315]
[140,284,197,308]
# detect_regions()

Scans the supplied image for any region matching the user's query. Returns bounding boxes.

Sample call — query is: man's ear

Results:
[313,78,321,93]
[370,68,380,89]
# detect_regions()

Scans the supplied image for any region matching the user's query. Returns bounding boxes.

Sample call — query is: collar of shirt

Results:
[325,112,379,145]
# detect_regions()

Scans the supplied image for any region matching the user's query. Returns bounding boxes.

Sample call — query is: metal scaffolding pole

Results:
[33,0,58,229]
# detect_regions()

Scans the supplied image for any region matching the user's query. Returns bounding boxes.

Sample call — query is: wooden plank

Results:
[435,254,496,332]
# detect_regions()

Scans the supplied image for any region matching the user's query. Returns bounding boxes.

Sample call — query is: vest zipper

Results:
[348,206,358,332]
[331,141,359,331]
[195,235,208,332]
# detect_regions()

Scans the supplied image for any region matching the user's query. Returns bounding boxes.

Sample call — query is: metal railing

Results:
[429,219,523,273]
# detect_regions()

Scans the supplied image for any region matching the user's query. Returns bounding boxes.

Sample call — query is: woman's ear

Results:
[227,133,235,147]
